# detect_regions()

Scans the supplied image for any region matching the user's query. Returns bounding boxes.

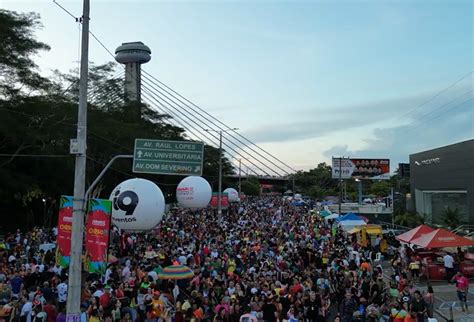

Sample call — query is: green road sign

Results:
[133,139,204,176]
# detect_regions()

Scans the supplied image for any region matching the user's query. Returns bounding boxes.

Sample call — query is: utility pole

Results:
[338,156,342,215]
[238,159,242,194]
[218,130,223,216]
[66,0,89,320]
[391,187,395,226]
[205,128,238,216]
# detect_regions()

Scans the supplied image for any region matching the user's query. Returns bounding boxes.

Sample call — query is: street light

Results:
[204,128,238,216]
[355,179,362,204]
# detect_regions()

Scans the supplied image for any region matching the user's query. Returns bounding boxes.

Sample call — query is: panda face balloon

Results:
[110,178,165,231]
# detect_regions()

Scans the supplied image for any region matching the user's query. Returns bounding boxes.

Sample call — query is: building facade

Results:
[410,139,474,225]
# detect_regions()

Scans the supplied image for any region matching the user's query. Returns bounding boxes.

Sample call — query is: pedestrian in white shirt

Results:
[56,281,68,310]
[444,253,455,281]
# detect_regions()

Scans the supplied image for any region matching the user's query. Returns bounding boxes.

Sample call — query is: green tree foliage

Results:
[240,176,261,196]
[0,10,51,98]
[394,212,424,228]
[369,180,391,197]
[293,163,338,198]
[442,207,462,229]
[0,9,233,230]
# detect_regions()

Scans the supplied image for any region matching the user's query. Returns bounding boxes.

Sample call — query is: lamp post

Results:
[355,179,362,204]
[204,128,238,215]
[42,198,47,224]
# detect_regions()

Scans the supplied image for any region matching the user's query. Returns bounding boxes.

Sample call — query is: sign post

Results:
[133,139,204,176]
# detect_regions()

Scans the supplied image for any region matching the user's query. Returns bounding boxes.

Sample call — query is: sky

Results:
[2,0,473,173]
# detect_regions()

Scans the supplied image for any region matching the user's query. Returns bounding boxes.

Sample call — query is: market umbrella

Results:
[396,224,435,243]
[158,264,194,280]
[410,228,474,249]
[319,210,331,218]
[324,213,340,221]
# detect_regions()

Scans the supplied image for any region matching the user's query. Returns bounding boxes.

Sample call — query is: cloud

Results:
[323,97,474,168]
[242,92,432,144]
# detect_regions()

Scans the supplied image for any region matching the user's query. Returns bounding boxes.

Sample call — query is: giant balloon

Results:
[223,188,240,202]
[176,176,212,208]
[110,178,165,231]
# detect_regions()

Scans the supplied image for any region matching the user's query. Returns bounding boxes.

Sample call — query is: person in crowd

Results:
[452,271,469,313]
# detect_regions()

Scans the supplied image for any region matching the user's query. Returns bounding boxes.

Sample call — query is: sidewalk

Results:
[416,281,474,322]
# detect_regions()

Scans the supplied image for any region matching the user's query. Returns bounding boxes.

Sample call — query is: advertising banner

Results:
[332,158,390,180]
[210,192,229,209]
[56,196,73,267]
[84,199,112,274]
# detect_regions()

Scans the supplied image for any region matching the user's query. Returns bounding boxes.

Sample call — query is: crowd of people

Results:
[0,197,468,322]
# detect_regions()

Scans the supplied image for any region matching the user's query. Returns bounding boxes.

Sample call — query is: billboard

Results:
[56,196,73,267]
[84,199,112,274]
[332,158,390,180]
[210,192,229,208]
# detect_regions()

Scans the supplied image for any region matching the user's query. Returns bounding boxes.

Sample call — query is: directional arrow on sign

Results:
[194,165,201,173]
[137,150,143,158]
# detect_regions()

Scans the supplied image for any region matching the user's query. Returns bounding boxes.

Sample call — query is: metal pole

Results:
[217,130,223,216]
[238,159,242,194]
[338,157,342,215]
[84,155,133,202]
[391,187,395,226]
[66,0,89,319]
[358,180,362,204]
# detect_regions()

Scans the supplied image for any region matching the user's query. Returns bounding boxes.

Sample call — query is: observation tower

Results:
[115,41,151,103]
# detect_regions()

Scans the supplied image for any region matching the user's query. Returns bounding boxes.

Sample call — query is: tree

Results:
[0,10,51,98]
[0,9,234,230]
[293,162,338,198]
[369,180,391,197]
[240,176,260,196]
[394,212,424,228]
[442,207,462,229]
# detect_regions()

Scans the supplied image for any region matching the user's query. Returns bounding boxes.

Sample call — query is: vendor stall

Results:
[396,224,435,244]
[411,228,474,280]
[347,224,387,253]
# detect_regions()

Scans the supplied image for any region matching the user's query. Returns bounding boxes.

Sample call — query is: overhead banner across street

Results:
[332,158,390,180]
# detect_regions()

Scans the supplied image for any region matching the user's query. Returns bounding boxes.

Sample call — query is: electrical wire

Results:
[51,0,295,177]
[397,71,473,122]
[142,72,295,175]
[141,78,280,176]
[141,86,269,176]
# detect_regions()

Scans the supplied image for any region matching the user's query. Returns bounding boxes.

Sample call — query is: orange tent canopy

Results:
[410,228,474,249]
[396,225,435,243]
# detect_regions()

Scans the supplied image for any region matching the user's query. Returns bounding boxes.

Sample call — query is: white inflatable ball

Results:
[176,176,212,208]
[223,187,240,203]
[110,178,165,231]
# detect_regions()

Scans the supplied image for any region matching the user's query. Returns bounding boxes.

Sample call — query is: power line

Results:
[142,70,297,174]
[407,89,473,126]
[52,0,79,21]
[0,154,71,158]
[141,85,271,176]
[406,96,473,133]
[141,76,282,176]
[397,71,473,122]
[52,0,295,176]
[143,71,294,175]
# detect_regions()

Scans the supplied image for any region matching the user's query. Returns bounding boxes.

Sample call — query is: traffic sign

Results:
[133,139,204,176]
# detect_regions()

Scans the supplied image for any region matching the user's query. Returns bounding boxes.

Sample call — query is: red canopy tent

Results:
[396,224,435,243]
[410,228,474,248]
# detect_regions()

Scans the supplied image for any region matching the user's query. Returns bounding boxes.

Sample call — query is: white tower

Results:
[115,41,151,103]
